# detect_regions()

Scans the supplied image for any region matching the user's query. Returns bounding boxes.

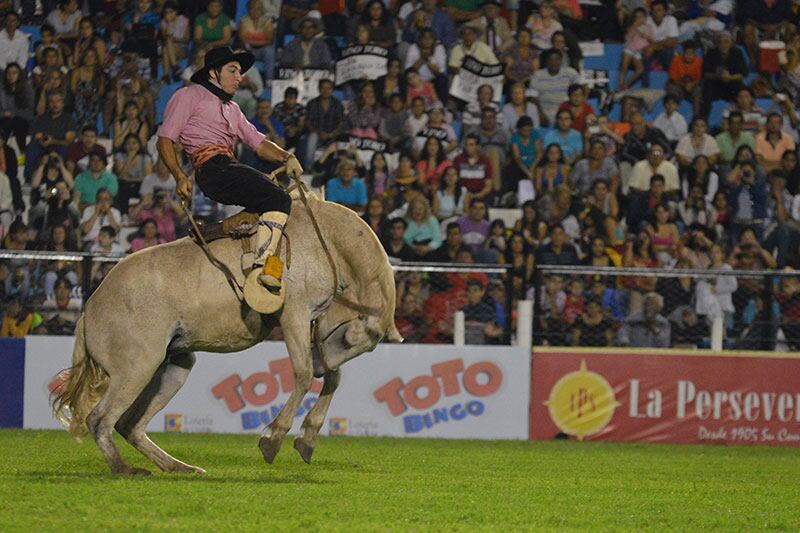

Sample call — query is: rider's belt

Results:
[191,145,235,169]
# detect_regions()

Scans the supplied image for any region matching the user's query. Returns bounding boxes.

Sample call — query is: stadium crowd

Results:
[1,0,800,347]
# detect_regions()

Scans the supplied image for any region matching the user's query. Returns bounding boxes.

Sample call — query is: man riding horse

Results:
[156,46,302,312]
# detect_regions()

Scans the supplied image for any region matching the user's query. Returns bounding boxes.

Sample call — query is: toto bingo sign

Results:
[530,348,800,447]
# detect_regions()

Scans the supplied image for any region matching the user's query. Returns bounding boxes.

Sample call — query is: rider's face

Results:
[212,62,243,95]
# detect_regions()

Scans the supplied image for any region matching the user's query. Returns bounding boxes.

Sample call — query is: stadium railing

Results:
[531,264,800,352]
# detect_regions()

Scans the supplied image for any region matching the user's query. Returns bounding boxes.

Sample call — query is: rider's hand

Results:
[176,175,193,202]
[285,154,303,180]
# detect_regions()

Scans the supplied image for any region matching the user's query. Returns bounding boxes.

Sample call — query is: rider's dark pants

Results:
[195,155,291,215]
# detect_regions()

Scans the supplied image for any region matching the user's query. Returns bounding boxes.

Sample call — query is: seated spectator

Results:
[462,84,501,131]
[454,133,493,201]
[392,153,418,188]
[281,15,330,69]
[467,107,508,185]
[448,22,498,77]
[0,13,28,72]
[507,116,542,203]
[348,82,382,141]
[457,198,490,258]
[627,174,672,232]
[25,92,76,180]
[558,84,594,134]
[325,158,368,215]
[30,151,73,206]
[619,112,670,168]
[40,277,81,335]
[414,105,456,155]
[462,279,503,344]
[695,243,737,321]
[122,0,161,79]
[543,109,583,165]
[193,0,232,51]
[113,100,150,151]
[73,152,119,207]
[675,117,720,169]
[304,79,344,169]
[80,188,121,248]
[585,180,621,241]
[570,140,620,195]
[534,143,570,198]
[756,113,796,173]
[502,82,540,138]
[39,223,78,253]
[646,203,680,265]
[382,216,417,262]
[629,144,680,196]
[619,8,653,91]
[395,292,428,343]
[427,221,470,262]
[679,0,731,41]
[133,188,180,242]
[432,166,469,221]
[618,292,671,347]
[537,273,567,344]
[526,1,563,50]
[0,62,34,153]
[644,0,679,72]
[362,197,390,242]
[114,133,153,216]
[106,56,155,132]
[379,94,409,152]
[374,58,403,107]
[716,110,755,167]
[781,150,800,195]
[504,232,535,287]
[404,68,439,109]
[679,184,718,230]
[404,194,442,259]
[366,152,390,197]
[529,48,579,127]
[66,125,107,175]
[415,137,452,192]
[701,32,747,117]
[404,96,428,141]
[683,155,719,202]
[238,0,275,81]
[502,31,539,98]
[157,2,190,82]
[0,295,35,337]
[129,218,165,252]
[90,225,124,254]
[273,86,310,155]
[70,48,106,134]
[572,296,614,346]
[652,95,688,147]
[536,223,579,265]
[47,0,82,48]
[727,161,768,243]
[28,181,80,243]
[71,17,106,69]
[670,306,709,348]
[666,40,702,118]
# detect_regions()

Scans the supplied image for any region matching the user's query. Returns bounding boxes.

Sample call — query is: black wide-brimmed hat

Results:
[190,46,255,84]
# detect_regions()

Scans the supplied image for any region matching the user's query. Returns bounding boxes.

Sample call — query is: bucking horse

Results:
[52,191,401,475]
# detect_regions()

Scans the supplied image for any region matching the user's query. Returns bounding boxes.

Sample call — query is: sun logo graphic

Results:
[544,360,620,440]
[164,414,183,432]
[329,418,347,436]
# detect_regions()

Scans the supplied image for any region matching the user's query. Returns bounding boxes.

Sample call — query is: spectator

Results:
[272,87,306,152]
[0,13,29,72]
[122,0,161,79]
[529,48,579,126]
[395,291,427,342]
[695,243,737,322]
[666,40,702,118]
[454,133,493,201]
[537,274,567,344]
[570,139,620,195]
[193,0,232,51]
[619,7,653,91]
[66,125,107,175]
[28,181,80,242]
[375,58,403,107]
[113,100,149,151]
[280,15,331,69]
[675,117,720,169]
[526,1,563,50]
[716,110,755,167]
[679,0,731,41]
[158,1,190,82]
[404,96,428,141]
[558,83,594,134]
[504,232,535,287]
[70,48,106,132]
[325,158,368,215]
[361,0,397,49]
[572,296,614,346]
[0,295,35,337]
[0,63,34,153]
[629,143,680,196]
[136,157,177,207]
[542,108,583,164]
[415,137,451,192]
[679,184,718,230]
[432,166,468,221]
[113,133,153,216]
[502,30,539,95]
[80,188,121,248]
[448,22,498,76]
[362,197,390,241]
[475,0,513,54]
[427,222,470,262]
[304,79,344,169]
[583,235,621,267]
[619,112,670,167]
[383,217,416,262]
[670,306,709,348]
[40,277,81,335]
[536,223,579,265]
[534,143,569,198]
[646,203,680,265]
[457,198,490,257]
[404,68,439,109]
[25,92,76,180]
[508,115,542,203]
[756,113,796,173]
[74,152,119,207]
[129,218,165,252]
[722,88,767,134]
[239,0,275,80]
[618,292,671,347]
[727,161,768,243]
[462,279,503,344]
[47,0,82,48]
[71,17,107,69]
[415,105,457,155]
[550,30,583,72]
[467,107,508,186]
[585,180,621,238]
[404,194,442,259]
[39,223,78,253]
[652,94,688,147]
[366,152,390,197]
[701,31,747,117]
[502,82,540,137]
[379,94,409,152]
[90,225,124,254]
[30,151,73,206]
[782,150,800,195]
[461,84,500,131]
[347,82,382,140]
[643,0,679,72]
[105,56,155,133]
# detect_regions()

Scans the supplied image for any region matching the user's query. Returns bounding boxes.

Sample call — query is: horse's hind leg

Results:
[87,362,160,476]
[115,351,205,475]
[295,369,340,464]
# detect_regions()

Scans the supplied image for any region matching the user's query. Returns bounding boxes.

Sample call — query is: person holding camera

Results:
[727,160,768,245]
[24,92,76,181]
[132,187,181,243]
[79,188,121,249]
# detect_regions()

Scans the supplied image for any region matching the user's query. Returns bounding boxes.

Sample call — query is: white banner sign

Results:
[449,56,503,105]
[23,337,530,440]
[271,68,336,106]
[335,45,389,85]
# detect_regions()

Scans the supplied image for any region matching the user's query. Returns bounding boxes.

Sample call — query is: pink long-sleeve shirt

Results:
[157,84,265,156]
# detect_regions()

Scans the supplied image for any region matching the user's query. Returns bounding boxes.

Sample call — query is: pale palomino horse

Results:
[53,195,400,475]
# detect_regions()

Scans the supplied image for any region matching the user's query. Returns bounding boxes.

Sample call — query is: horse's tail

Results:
[51,316,109,440]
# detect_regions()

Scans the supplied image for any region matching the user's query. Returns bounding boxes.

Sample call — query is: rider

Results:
[156,46,303,302]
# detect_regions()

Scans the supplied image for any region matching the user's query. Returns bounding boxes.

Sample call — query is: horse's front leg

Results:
[259,310,313,464]
[294,369,341,464]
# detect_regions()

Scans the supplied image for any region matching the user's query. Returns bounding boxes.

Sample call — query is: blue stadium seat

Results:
[156,82,183,124]
[646,100,664,122]
[708,100,728,129]
[678,101,694,124]
[583,43,623,71]
[235,0,248,25]
[648,71,668,91]
[755,98,775,112]
[21,25,40,50]
[284,34,295,47]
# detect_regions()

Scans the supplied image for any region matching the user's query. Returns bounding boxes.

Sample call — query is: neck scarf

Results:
[197,75,233,103]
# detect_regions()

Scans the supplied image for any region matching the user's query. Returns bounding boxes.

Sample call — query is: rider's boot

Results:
[253,211,288,293]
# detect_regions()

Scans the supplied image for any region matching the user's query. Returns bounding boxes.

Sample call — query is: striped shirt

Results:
[529,67,580,125]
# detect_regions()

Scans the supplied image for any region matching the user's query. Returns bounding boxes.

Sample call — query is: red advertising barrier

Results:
[530,348,800,447]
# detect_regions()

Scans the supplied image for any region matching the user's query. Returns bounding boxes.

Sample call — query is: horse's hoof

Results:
[294,438,314,464]
[259,436,282,464]
[114,466,152,476]
[170,463,206,475]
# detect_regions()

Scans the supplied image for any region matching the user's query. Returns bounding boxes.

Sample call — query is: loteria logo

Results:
[373,358,503,433]
[329,418,347,436]
[164,414,183,432]
[545,360,620,440]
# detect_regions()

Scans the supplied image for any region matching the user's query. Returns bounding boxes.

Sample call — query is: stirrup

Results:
[244,256,285,314]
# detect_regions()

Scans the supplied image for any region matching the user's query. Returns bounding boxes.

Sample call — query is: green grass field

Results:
[1,430,799,530]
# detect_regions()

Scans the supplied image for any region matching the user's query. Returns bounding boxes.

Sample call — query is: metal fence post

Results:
[532,263,542,346]
[761,273,775,351]
[81,256,93,304]
[454,311,465,346]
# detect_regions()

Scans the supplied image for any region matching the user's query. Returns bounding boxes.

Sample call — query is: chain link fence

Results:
[0,251,515,345]
[531,265,800,351]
